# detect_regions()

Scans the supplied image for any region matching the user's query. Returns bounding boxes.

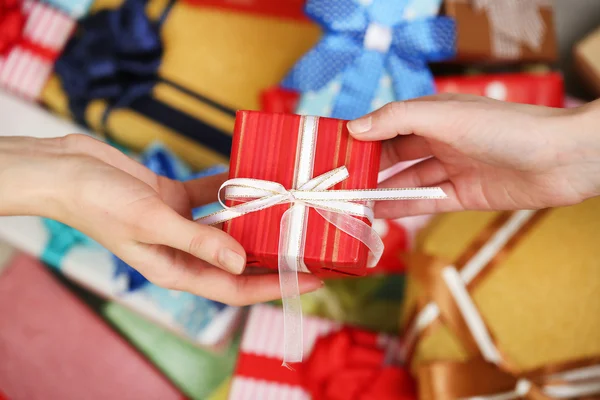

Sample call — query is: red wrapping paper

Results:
[0,253,184,400]
[229,304,415,400]
[435,72,565,107]
[224,111,382,277]
[180,0,308,21]
[261,72,565,113]
[371,220,408,274]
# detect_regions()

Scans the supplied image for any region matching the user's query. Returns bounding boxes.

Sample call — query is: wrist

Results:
[0,137,65,218]
[562,100,600,199]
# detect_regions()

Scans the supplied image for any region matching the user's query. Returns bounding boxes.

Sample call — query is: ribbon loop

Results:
[199,164,445,363]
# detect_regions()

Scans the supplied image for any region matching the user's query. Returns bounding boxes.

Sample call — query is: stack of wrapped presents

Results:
[0,0,598,399]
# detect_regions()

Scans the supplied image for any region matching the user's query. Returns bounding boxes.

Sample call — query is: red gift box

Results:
[229,304,416,400]
[0,0,74,100]
[435,72,565,107]
[370,220,408,275]
[224,111,381,277]
[0,253,183,400]
[261,72,565,114]
[181,0,308,21]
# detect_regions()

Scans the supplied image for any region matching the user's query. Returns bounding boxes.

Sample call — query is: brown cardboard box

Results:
[401,199,600,398]
[574,26,600,97]
[444,0,558,64]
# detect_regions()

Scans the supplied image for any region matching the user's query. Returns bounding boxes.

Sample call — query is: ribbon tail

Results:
[278,206,305,365]
[388,55,436,101]
[331,50,385,120]
[314,208,384,268]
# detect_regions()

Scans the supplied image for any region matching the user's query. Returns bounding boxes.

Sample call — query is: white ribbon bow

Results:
[473,0,550,58]
[200,166,446,364]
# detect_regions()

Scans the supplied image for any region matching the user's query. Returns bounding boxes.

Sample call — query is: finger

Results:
[379,157,448,189]
[130,246,322,306]
[139,204,247,275]
[347,97,479,142]
[347,94,566,142]
[380,134,432,170]
[183,172,228,207]
[375,181,464,219]
[181,269,323,306]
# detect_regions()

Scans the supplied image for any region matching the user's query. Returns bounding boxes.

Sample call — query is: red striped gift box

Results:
[0,0,74,100]
[224,111,382,277]
[229,305,415,400]
[181,0,308,21]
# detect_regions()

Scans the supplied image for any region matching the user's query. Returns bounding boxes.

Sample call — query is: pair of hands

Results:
[2,95,599,305]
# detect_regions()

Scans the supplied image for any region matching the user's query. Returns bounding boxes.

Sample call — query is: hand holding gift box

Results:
[281,0,455,119]
[229,304,416,400]
[198,111,447,363]
[0,143,240,349]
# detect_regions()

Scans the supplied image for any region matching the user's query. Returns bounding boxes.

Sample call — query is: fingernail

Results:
[218,249,246,274]
[347,117,372,135]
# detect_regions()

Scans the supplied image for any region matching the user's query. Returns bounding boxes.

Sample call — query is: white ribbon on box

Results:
[199,116,446,364]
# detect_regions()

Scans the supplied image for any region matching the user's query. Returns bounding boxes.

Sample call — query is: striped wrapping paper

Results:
[0,0,74,100]
[229,305,400,400]
[224,111,382,278]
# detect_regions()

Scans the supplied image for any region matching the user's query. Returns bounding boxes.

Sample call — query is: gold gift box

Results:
[42,0,320,169]
[401,199,600,398]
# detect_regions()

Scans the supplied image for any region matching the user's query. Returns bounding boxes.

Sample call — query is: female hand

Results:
[0,135,322,305]
[348,94,600,218]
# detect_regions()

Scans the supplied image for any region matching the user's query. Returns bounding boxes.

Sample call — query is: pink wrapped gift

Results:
[0,253,184,400]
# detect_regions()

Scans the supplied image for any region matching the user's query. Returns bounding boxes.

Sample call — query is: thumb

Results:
[347,94,489,142]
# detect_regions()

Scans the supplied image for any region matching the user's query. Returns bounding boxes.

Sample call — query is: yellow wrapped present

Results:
[42,0,319,169]
[401,201,600,399]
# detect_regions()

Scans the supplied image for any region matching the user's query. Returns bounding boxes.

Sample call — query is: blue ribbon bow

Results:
[55,0,173,126]
[281,0,456,120]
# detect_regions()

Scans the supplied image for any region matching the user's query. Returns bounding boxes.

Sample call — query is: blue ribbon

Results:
[54,0,234,157]
[281,0,456,120]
